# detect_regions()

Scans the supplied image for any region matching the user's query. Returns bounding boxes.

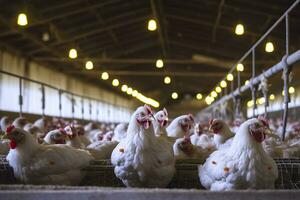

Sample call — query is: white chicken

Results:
[43,129,67,145]
[64,125,85,149]
[111,105,175,187]
[103,130,114,141]
[0,116,11,133]
[166,114,194,139]
[24,123,45,144]
[0,116,11,154]
[191,123,215,150]
[209,119,234,148]
[199,118,278,190]
[74,124,91,146]
[12,117,28,129]
[3,125,93,185]
[112,123,128,142]
[153,108,169,137]
[173,136,212,162]
[86,140,118,160]
[34,118,50,133]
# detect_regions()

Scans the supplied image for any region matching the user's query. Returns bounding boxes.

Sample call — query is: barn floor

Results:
[0,185,299,200]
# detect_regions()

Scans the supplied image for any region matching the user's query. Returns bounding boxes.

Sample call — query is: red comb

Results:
[144,104,153,115]
[6,125,15,134]
[188,114,194,122]
[258,115,269,127]
[209,119,214,125]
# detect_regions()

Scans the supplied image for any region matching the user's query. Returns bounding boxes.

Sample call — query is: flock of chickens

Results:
[0,104,300,190]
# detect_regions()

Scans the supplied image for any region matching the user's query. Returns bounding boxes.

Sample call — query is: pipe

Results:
[202,50,300,112]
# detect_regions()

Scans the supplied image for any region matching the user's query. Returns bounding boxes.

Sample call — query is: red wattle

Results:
[9,140,17,149]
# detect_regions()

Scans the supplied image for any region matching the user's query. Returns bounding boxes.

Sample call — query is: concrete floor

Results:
[0,185,299,200]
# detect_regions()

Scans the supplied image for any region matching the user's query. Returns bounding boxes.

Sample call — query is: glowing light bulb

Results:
[211,91,217,98]
[265,42,274,53]
[289,87,295,94]
[156,59,164,68]
[269,94,275,100]
[121,85,128,92]
[164,76,171,84]
[236,63,244,72]
[245,80,249,85]
[220,80,227,88]
[215,86,222,93]
[68,48,77,59]
[247,100,254,107]
[171,92,178,99]
[148,19,157,31]
[132,90,138,97]
[227,73,234,81]
[85,61,93,70]
[235,24,244,35]
[17,13,28,26]
[196,93,203,100]
[101,72,109,80]
[112,79,119,87]
[127,87,133,95]
[258,97,265,105]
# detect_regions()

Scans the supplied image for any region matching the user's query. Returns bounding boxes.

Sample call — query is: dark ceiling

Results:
[0,0,299,108]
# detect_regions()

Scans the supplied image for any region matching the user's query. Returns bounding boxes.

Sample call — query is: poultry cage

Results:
[1,155,300,189]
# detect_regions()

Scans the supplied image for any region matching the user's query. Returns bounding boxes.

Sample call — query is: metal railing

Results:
[0,69,131,122]
[200,0,300,140]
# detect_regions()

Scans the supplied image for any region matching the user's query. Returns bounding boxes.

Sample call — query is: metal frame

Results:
[0,69,130,121]
[200,0,300,140]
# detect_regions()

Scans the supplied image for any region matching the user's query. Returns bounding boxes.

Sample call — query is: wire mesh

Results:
[1,156,300,189]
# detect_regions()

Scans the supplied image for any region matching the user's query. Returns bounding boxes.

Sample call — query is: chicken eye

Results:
[160,114,163,117]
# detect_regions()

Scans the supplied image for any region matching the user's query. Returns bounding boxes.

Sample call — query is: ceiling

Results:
[0,0,299,109]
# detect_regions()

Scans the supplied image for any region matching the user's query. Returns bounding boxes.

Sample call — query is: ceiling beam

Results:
[29,16,148,55]
[33,57,233,69]
[150,0,167,57]
[212,0,225,43]
[68,69,251,77]
[0,0,119,38]
[165,13,285,42]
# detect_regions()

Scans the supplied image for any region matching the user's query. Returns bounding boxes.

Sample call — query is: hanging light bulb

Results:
[211,91,217,98]
[164,76,171,84]
[247,100,254,107]
[101,72,109,80]
[289,86,295,94]
[132,90,138,97]
[196,93,203,100]
[68,48,77,59]
[258,97,265,105]
[215,86,222,93]
[156,59,164,68]
[17,13,28,26]
[171,92,178,99]
[148,19,157,31]
[220,80,227,88]
[42,32,50,42]
[245,80,249,85]
[85,61,94,70]
[236,63,244,72]
[127,87,133,95]
[265,42,274,53]
[226,73,234,81]
[269,94,275,100]
[235,24,244,35]
[112,79,119,87]
[121,85,128,92]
